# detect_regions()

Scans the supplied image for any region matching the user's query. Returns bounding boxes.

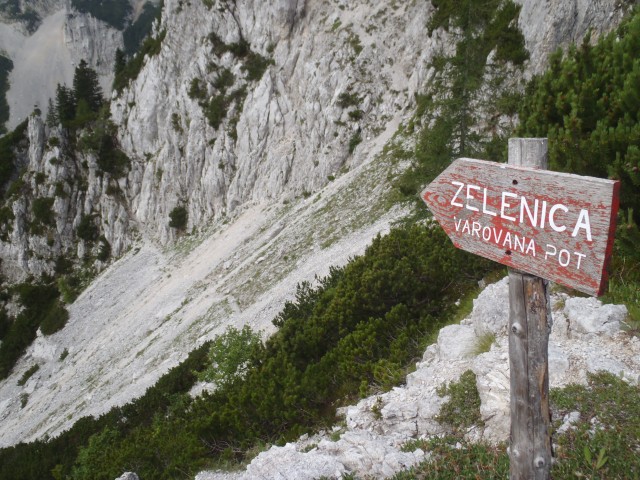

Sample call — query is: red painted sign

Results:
[422,158,620,296]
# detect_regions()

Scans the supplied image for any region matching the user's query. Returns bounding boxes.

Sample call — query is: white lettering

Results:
[545,244,557,260]
[451,181,465,207]
[482,226,491,241]
[500,192,518,221]
[574,252,586,269]
[526,239,536,256]
[519,196,539,227]
[466,184,480,212]
[493,227,504,244]
[503,232,513,250]
[461,220,471,235]
[514,235,525,253]
[558,249,571,267]
[471,221,481,237]
[571,209,593,241]
[482,188,497,216]
[549,204,568,232]
[454,217,463,231]
[540,200,548,228]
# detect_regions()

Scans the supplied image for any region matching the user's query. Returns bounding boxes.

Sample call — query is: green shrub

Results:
[31,197,55,227]
[97,237,111,262]
[76,214,99,242]
[241,52,272,82]
[113,29,167,93]
[188,78,207,100]
[337,92,360,108]
[17,364,39,386]
[54,181,67,198]
[213,68,235,91]
[58,275,83,304]
[203,94,227,129]
[0,55,13,134]
[198,326,262,387]
[169,206,188,230]
[40,302,69,335]
[348,131,362,154]
[171,112,183,133]
[348,109,364,121]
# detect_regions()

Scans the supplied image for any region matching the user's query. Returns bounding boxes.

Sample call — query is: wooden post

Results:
[508,138,552,480]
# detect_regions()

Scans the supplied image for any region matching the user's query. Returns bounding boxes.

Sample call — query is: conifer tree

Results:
[73,60,103,114]
[45,98,58,127]
[55,84,76,126]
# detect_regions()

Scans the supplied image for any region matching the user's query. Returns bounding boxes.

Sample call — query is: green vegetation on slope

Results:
[1,3,639,480]
[113,29,166,93]
[0,281,67,380]
[0,118,26,194]
[0,55,13,135]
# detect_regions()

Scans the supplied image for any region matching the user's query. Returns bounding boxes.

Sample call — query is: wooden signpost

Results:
[421,138,620,479]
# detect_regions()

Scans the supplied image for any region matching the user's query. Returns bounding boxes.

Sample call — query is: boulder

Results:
[469,277,510,336]
[437,324,477,360]
[564,297,627,335]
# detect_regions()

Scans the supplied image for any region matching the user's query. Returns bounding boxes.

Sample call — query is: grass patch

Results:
[395,437,509,479]
[435,370,484,434]
[550,371,640,479]
[472,331,496,355]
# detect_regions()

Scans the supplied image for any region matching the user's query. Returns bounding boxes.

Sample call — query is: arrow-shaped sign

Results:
[422,158,620,296]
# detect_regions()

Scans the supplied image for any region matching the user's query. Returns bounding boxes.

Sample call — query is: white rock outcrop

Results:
[516,0,628,75]
[111,0,438,246]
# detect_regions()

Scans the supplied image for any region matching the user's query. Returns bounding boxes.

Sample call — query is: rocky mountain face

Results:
[0,0,633,462]
[110,0,436,245]
[515,0,630,75]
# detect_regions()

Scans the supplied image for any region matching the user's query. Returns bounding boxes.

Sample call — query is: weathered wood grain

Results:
[508,270,552,480]
[421,153,619,296]
[508,138,551,480]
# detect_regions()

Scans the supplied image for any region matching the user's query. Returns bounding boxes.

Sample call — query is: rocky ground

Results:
[194,277,638,480]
